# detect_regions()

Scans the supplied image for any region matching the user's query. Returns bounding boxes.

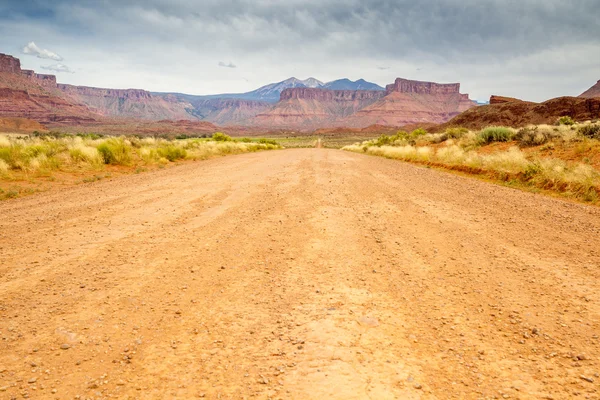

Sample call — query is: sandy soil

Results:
[1,149,600,399]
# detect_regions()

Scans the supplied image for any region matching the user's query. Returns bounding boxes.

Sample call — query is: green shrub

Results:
[157,145,187,161]
[258,138,278,146]
[557,116,575,126]
[446,127,469,138]
[373,134,394,147]
[579,124,600,139]
[410,128,428,138]
[212,132,232,142]
[96,139,132,165]
[477,126,514,144]
[238,137,252,143]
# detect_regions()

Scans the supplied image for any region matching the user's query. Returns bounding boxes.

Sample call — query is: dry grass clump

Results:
[0,133,281,182]
[343,124,600,202]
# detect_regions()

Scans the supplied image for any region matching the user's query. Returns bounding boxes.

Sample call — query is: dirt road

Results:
[1,149,600,399]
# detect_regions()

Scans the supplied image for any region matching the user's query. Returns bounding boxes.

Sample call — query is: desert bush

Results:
[557,116,575,126]
[446,127,469,138]
[579,124,600,139]
[258,138,279,146]
[212,132,233,142]
[410,128,428,138]
[157,145,187,161]
[514,126,557,147]
[477,126,515,144]
[427,133,449,144]
[96,138,132,165]
[69,144,103,165]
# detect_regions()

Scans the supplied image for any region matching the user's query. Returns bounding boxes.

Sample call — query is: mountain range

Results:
[156,77,385,103]
[2,51,598,132]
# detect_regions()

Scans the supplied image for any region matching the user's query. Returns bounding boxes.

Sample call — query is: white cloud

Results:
[41,63,75,73]
[22,41,63,61]
[218,61,237,68]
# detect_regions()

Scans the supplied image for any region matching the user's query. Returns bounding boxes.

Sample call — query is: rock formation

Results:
[489,95,524,105]
[579,80,600,99]
[385,78,461,95]
[435,95,600,131]
[0,54,22,74]
[245,79,476,129]
[345,78,476,128]
[57,84,194,120]
[251,88,385,128]
[279,88,385,102]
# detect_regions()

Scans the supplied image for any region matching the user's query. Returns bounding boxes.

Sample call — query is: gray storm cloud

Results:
[0,0,599,100]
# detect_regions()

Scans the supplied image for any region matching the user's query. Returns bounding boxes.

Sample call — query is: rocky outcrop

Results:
[489,95,524,105]
[579,80,600,99]
[343,78,476,128]
[0,53,59,88]
[21,70,57,87]
[0,53,22,74]
[434,95,600,131]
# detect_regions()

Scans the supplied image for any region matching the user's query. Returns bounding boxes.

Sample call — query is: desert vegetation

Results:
[0,132,280,199]
[343,121,600,203]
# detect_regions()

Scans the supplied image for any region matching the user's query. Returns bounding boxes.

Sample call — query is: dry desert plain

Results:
[1,148,600,399]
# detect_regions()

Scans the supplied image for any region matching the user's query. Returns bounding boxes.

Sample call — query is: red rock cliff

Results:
[579,80,600,99]
[58,84,152,100]
[21,70,57,87]
[385,78,461,95]
[0,53,22,74]
[280,88,385,102]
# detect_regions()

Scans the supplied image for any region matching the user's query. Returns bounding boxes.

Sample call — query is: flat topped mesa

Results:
[58,84,153,100]
[385,78,461,95]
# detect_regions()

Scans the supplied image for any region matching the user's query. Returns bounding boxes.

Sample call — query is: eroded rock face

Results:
[385,78,461,95]
[58,84,153,100]
[0,53,22,74]
[21,70,58,87]
[579,80,600,99]
[247,78,477,129]
[435,96,600,131]
[489,95,524,105]
[280,88,385,102]
[57,84,195,120]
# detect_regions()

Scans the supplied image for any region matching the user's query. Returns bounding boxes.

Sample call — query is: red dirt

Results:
[1,149,600,399]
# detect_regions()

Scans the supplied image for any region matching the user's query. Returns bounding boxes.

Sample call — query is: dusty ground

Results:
[1,149,600,399]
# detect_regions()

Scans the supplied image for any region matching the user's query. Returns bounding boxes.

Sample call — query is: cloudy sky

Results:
[1,0,599,101]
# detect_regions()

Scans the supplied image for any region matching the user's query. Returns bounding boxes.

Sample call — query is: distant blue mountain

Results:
[155,77,385,104]
[322,78,385,91]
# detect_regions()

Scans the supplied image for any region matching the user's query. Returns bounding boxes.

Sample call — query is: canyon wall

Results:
[280,88,385,102]
[0,54,22,74]
[385,78,461,95]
